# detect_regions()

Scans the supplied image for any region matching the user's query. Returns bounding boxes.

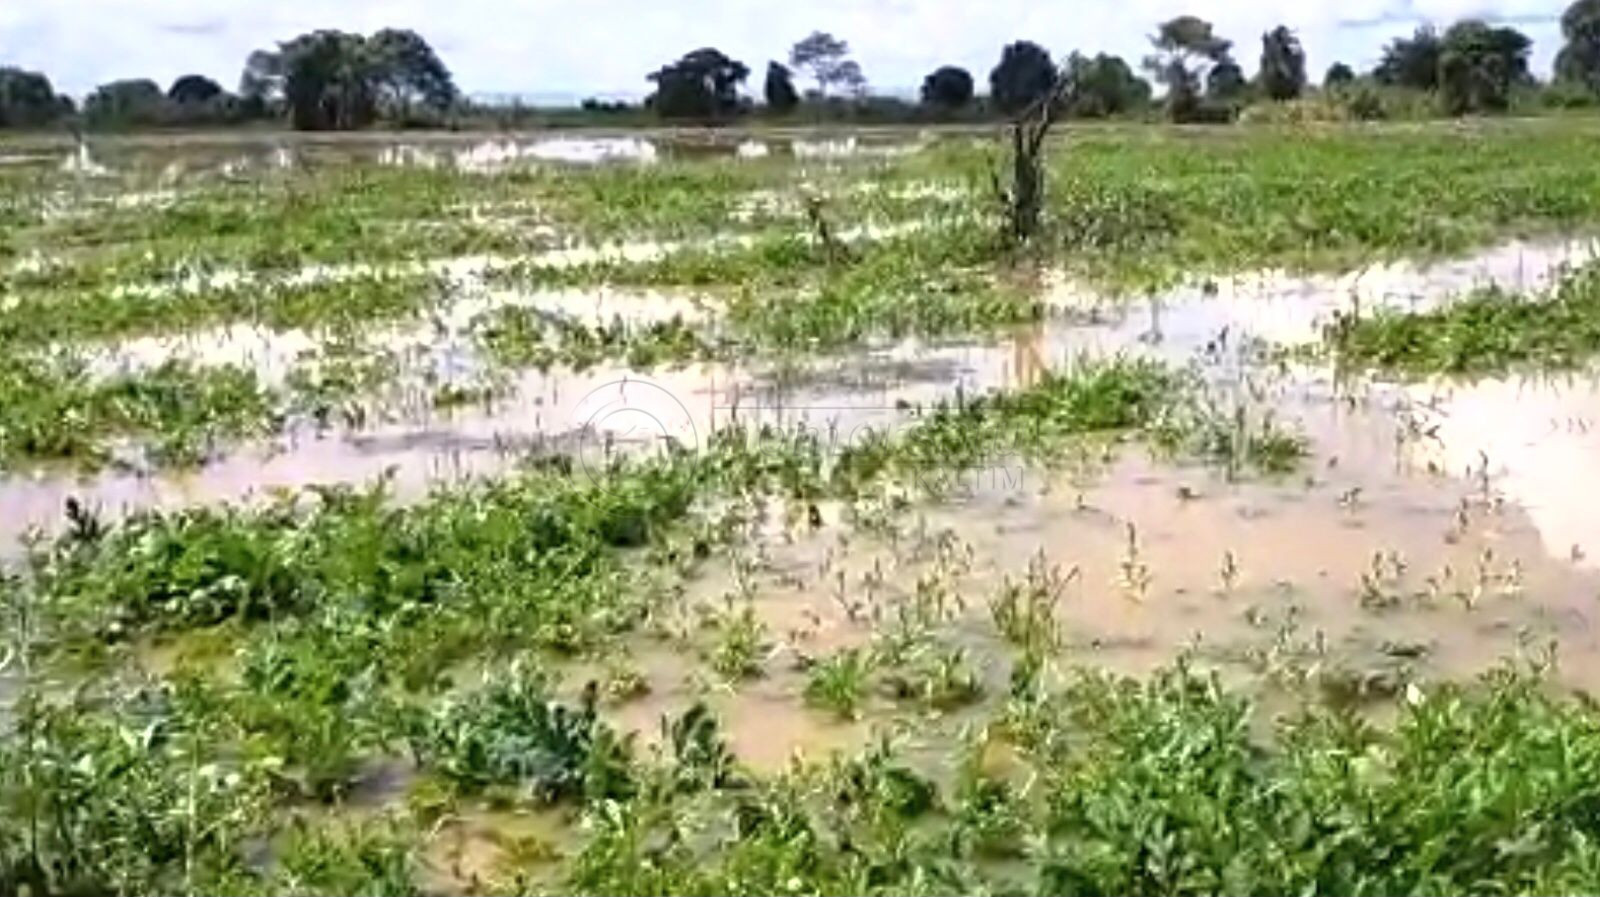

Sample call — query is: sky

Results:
[0,0,1571,101]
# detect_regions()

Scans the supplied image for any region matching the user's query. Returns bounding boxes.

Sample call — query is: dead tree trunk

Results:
[805,193,853,266]
[998,72,1071,246]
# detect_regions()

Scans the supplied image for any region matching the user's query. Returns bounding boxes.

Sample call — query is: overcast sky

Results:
[0,0,1569,100]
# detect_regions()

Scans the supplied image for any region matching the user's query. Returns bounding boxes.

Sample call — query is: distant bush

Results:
[1239,95,1356,123]
[1540,80,1598,108]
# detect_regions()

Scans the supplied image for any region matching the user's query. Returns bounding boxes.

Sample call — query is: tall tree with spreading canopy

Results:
[278,30,377,130]
[989,41,1057,115]
[648,48,749,119]
[1258,26,1307,100]
[1324,62,1356,89]
[789,31,862,97]
[764,62,799,113]
[1438,20,1532,114]
[1375,26,1443,89]
[0,67,64,127]
[1556,0,1600,94]
[253,28,454,130]
[920,65,974,110]
[1061,52,1150,117]
[368,28,457,119]
[1144,15,1233,120]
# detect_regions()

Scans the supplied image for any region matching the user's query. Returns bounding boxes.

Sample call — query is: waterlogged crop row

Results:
[18,122,1600,317]
[1326,254,1600,375]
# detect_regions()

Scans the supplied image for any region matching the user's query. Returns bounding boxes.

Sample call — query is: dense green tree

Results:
[1324,61,1356,89]
[989,41,1057,115]
[920,65,974,109]
[278,30,377,130]
[648,48,749,119]
[1375,26,1443,89]
[1556,0,1600,93]
[1258,26,1307,100]
[0,67,64,128]
[789,31,862,97]
[167,74,223,105]
[240,29,452,129]
[1144,16,1233,120]
[763,61,799,112]
[1438,20,1532,114]
[1060,52,1150,117]
[368,28,457,118]
[84,78,167,127]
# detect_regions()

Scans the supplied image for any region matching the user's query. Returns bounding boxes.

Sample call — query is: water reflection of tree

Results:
[1012,319,1046,391]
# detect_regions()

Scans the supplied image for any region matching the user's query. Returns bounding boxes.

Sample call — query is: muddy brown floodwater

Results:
[7,234,1598,558]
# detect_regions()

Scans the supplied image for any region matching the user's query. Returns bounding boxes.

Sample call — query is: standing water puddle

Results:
[6,235,1600,586]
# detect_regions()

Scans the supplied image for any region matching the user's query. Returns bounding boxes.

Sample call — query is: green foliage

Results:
[1061,52,1152,118]
[1439,20,1534,115]
[1326,258,1600,375]
[1376,26,1444,90]
[84,78,168,128]
[1206,59,1248,105]
[0,66,66,128]
[649,48,750,120]
[1557,0,1600,95]
[763,61,799,113]
[0,354,279,469]
[1259,26,1308,101]
[804,648,873,718]
[0,690,271,896]
[559,664,1600,895]
[990,551,1069,654]
[1044,125,1600,287]
[169,74,224,105]
[407,666,634,803]
[920,65,975,110]
[707,598,769,681]
[471,306,711,371]
[264,818,420,897]
[264,27,457,130]
[1145,16,1235,121]
[989,41,1056,115]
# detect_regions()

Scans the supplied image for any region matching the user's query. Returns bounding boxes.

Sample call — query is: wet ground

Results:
[0,129,949,179]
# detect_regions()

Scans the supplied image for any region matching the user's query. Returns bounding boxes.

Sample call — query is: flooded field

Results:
[9,122,1600,894]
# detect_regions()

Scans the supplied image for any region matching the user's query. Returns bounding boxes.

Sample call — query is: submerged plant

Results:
[804,648,873,719]
[991,550,1076,654]
[406,664,633,804]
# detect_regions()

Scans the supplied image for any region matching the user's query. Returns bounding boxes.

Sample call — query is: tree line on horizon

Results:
[5,0,1600,131]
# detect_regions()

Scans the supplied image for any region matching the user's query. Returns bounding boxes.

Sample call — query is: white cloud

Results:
[0,0,1567,99]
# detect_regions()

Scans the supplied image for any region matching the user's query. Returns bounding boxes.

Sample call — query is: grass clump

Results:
[0,354,279,468]
[1327,259,1600,375]
[471,306,714,371]
[406,665,634,804]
